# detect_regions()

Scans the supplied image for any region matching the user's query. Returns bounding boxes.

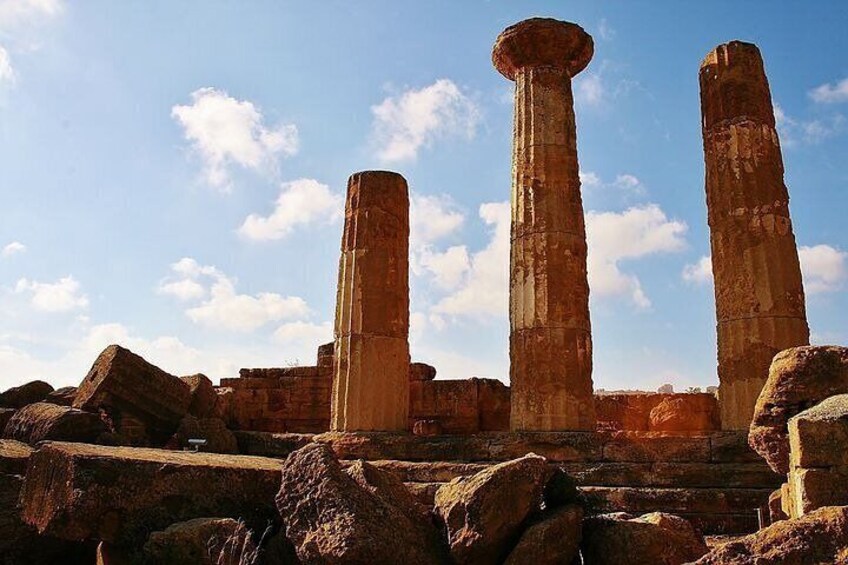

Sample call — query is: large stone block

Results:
[0,380,54,409]
[19,442,282,547]
[74,345,192,442]
[788,393,848,468]
[3,402,106,445]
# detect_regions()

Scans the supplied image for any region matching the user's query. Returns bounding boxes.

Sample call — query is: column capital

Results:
[492,18,593,81]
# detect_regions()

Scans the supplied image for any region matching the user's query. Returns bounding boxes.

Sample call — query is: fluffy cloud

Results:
[809,78,848,104]
[0,45,14,86]
[171,87,298,190]
[272,321,332,348]
[433,202,510,317]
[575,73,604,107]
[0,0,63,28]
[14,275,88,312]
[682,255,713,285]
[774,102,844,146]
[409,193,469,289]
[238,178,342,241]
[579,171,601,187]
[1,241,25,257]
[799,244,847,294]
[586,205,687,308]
[158,258,311,332]
[371,79,480,163]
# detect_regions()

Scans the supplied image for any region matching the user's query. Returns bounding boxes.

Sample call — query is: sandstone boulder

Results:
[19,442,282,547]
[275,443,443,565]
[142,518,258,565]
[749,345,848,474]
[181,374,217,419]
[0,439,32,475]
[0,408,14,432]
[789,393,848,469]
[74,345,192,443]
[44,386,78,406]
[344,459,430,523]
[693,505,848,564]
[581,512,708,565]
[410,362,437,381]
[166,416,238,454]
[503,504,582,565]
[434,453,552,564]
[3,403,106,445]
[649,395,720,432]
[0,380,54,409]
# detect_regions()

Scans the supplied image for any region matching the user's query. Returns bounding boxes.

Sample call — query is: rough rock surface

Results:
[413,419,442,436]
[700,41,810,430]
[74,345,192,443]
[181,374,218,419]
[3,402,106,445]
[434,453,552,564]
[596,393,719,431]
[344,459,430,525]
[0,439,32,474]
[0,380,54,409]
[275,443,442,564]
[166,416,238,454]
[649,395,720,432]
[331,171,411,432]
[581,512,708,565]
[693,505,848,564]
[503,504,583,565]
[0,408,14,432]
[19,442,282,547]
[493,17,596,431]
[142,518,258,565]
[44,386,78,406]
[410,362,437,381]
[749,345,848,474]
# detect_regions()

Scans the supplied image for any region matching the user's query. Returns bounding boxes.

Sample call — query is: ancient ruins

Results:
[1,16,847,565]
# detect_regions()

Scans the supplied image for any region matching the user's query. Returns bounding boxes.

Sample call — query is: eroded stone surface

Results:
[493,18,596,431]
[699,41,809,431]
[649,395,720,432]
[180,374,217,419]
[503,504,583,565]
[44,386,78,407]
[142,518,258,565]
[3,402,106,445]
[0,380,54,409]
[331,171,410,432]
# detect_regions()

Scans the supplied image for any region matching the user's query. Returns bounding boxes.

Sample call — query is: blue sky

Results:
[1,1,846,391]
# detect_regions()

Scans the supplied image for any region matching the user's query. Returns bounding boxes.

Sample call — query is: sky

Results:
[1,1,846,392]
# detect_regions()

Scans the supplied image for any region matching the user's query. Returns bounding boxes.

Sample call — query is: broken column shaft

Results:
[493,18,596,431]
[330,171,410,431]
[699,41,810,430]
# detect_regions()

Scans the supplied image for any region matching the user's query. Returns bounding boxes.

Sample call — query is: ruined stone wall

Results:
[409,378,511,434]
[596,393,720,432]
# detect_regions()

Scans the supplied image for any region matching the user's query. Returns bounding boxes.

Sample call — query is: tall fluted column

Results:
[699,41,810,430]
[330,171,410,431]
[493,18,596,431]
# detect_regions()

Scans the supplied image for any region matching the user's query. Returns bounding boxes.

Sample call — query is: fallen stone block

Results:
[74,345,192,443]
[0,380,54,409]
[749,345,848,474]
[0,439,32,474]
[649,395,720,432]
[693,505,848,564]
[180,373,217,418]
[166,416,238,454]
[0,408,15,432]
[44,386,78,406]
[581,512,708,565]
[788,393,848,469]
[3,402,106,445]
[275,443,443,565]
[413,419,442,436]
[19,441,282,547]
[503,505,582,565]
[409,362,436,381]
[142,518,258,565]
[434,453,552,564]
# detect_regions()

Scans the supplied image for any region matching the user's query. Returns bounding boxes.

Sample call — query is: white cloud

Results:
[272,321,332,347]
[773,102,844,146]
[0,45,15,86]
[158,258,311,332]
[682,255,713,285]
[613,174,645,193]
[575,73,604,107]
[371,79,480,162]
[417,245,470,290]
[586,204,688,308]
[433,201,510,317]
[238,178,342,241]
[809,78,848,104]
[171,87,298,190]
[14,275,88,312]
[410,193,464,248]
[799,244,847,294]
[597,18,615,41]
[580,171,645,194]
[1,241,25,257]
[0,0,63,28]
[580,170,601,187]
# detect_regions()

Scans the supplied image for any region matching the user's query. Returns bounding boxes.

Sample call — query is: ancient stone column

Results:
[493,18,596,431]
[330,171,410,431]
[699,41,810,430]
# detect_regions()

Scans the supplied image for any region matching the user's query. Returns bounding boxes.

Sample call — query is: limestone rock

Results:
[19,441,282,547]
[789,393,848,469]
[749,345,848,473]
[503,504,583,565]
[0,439,32,474]
[44,386,78,406]
[769,488,788,524]
[581,512,708,565]
[344,459,430,525]
[649,395,720,432]
[142,518,258,565]
[434,453,552,564]
[275,443,443,564]
[410,362,437,381]
[3,402,106,445]
[180,374,217,419]
[74,345,192,443]
[0,380,54,409]
[166,415,238,454]
[693,505,848,564]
